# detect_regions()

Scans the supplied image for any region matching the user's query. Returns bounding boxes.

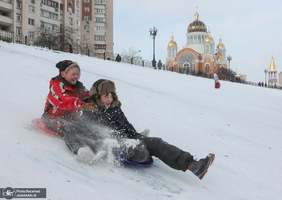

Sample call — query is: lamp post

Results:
[264,69,268,85]
[149,26,157,69]
[227,55,232,80]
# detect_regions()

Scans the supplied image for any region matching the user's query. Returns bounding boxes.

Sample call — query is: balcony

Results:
[0,0,12,11]
[0,14,12,26]
[41,3,59,14]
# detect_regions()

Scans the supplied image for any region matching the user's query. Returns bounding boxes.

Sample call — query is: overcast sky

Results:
[113,0,282,81]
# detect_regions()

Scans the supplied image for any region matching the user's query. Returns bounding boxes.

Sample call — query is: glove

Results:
[82,103,97,111]
[139,129,150,137]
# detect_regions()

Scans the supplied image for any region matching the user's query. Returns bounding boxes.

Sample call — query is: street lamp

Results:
[227,55,232,80]
[149,26,158,69]
[264,69,268,85]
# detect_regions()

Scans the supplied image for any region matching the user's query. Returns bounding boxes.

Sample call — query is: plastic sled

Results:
[116,151,154,168]
[122,157,153,168]
[32,118,60,136]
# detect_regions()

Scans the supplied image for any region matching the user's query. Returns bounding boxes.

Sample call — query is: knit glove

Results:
[139,129,150,137]
[82,103,97,111]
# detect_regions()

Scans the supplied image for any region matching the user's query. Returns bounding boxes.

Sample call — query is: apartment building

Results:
[0,0,113,58]
[20,0,60,44]
[0,0,14,42]
[81,0,113,59]
[59,0,81,52]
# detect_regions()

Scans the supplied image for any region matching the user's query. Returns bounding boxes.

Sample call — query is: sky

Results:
[113,0,282,82]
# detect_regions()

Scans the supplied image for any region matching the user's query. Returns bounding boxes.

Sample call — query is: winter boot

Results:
[187,153,215,180]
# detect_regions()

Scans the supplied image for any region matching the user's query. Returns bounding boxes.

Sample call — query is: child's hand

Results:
[89,87,96,97]
[82,103,97,111]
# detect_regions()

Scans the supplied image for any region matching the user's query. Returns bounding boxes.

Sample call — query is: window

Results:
[95,44,106,50]
[16,14,22,22]
[41,0,59,9]
[95,0,106,4]
[96,8,105,14]
[94,35,105,41]
[16,27,22,35]
[16,0,22,9]
[41,9,58,20]
[84,7,90,12]
[28,31,34,40]
[84,24,90,32]
[41,21,51,32]
[96,24,105,31]
[41,21,58,32]
[29,5,35,13]
[83,16,91,21]
[95,17,105,23]
[52,25,58,31]
[28,18,35,26]
[184,63,191,67]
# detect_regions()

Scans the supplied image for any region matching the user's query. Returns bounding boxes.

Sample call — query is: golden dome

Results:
[269,56,276,71]
[167,35,177,49]
[217,39,225,49]
[205,32,214,44]
[187,12,207,33]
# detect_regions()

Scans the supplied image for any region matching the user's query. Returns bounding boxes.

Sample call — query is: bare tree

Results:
[33,28,60,50]
[120,47,142,64]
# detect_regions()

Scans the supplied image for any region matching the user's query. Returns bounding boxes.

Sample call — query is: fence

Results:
[0,30,13,42]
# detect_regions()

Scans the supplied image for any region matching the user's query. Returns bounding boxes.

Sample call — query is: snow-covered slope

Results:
[0,41,282,200]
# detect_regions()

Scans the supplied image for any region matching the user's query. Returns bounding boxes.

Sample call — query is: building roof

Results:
[269,57,277,72]
[187,12,207,33]
[167,35,177,49]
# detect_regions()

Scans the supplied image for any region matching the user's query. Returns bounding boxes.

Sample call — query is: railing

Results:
[0,29,13,42]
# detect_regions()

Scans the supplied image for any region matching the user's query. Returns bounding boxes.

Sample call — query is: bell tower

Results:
[268,57,278,87]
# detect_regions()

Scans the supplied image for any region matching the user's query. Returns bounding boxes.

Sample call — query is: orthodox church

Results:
[166,12,229,77]
[266,57,282,87]
[267,57,277,86]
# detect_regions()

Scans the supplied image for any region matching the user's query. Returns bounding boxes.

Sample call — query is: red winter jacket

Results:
[43,76,90,118]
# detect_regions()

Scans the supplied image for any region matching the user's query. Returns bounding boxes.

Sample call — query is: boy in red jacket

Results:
[42,60,98,149]
[42,60,107,167]
[43,60,90,120]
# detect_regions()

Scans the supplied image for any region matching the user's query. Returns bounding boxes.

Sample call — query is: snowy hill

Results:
[0,41,282,200]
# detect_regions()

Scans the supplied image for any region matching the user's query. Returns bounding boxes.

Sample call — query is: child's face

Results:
[100,93,113,108]
[61,67,80,85]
